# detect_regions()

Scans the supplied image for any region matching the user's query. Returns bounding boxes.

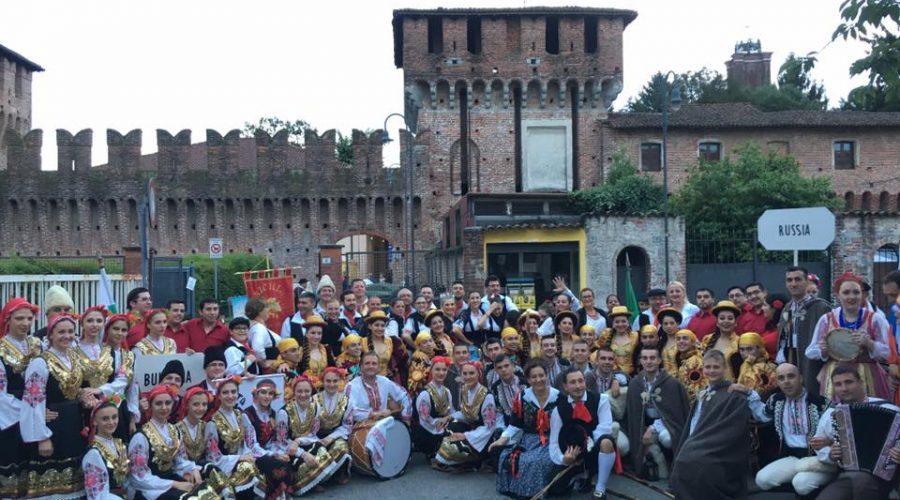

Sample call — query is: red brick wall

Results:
[602,125,900,207]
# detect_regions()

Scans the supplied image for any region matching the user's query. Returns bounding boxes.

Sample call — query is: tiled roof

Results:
[606,103,900,129]
[0,43,44,72]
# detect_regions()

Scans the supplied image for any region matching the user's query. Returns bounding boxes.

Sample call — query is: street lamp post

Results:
[382,113,416,288]
[660,72,682,285]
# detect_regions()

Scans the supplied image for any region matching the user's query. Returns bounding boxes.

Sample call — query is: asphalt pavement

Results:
[308,453,673,499]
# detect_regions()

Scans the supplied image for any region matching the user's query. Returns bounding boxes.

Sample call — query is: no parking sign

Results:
[209,238,224,259]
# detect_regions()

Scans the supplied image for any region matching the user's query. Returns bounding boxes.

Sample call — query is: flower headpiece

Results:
[81,394,124,441]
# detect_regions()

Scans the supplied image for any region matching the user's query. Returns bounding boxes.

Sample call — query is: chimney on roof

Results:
[725,39,772,89]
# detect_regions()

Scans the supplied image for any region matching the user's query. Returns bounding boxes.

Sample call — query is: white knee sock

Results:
[595,451,616,493]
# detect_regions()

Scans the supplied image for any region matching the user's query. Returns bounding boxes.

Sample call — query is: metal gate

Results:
[150,257,196,317]
[685,229,831,300]
[342,250,430,290]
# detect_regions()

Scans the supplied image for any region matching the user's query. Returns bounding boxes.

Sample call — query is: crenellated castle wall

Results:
[0,127,427,274]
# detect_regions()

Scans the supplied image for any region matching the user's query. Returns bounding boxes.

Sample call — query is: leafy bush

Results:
[568,149,666,215]
[182,254,270,310]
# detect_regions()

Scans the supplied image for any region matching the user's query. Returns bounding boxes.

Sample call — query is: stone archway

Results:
[616,245,649,302]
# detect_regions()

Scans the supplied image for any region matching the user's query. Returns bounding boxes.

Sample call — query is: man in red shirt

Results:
[686,288,717,340]
[124,287,153,347]
[738,282,768,334]
[164,299,189,352]
[181,298,230,354]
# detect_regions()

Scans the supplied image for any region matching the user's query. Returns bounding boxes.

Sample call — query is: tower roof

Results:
[0,43,45,72]
[392,7,638,67]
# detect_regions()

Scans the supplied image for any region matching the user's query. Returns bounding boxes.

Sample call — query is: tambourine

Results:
[825,328,860,362]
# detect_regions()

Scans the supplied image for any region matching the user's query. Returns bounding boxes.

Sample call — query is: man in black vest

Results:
[548,368,617,499]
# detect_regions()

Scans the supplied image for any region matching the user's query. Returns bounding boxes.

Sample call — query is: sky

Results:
[4,0,869,167]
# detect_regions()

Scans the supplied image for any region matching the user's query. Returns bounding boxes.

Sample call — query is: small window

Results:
[640,143,661,171]
[584,16,598,53]
[698,141,721,162]
[428,17,444,54]
[834,141,856,169]
[545,16,560,54]
[466,17,482,55]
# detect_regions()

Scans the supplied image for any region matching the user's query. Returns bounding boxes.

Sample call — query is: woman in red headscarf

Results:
[432,360,498,472]
[204,376,292,499]
[313,367,353,484]
[0,298,41,498]
[103,314,141,437]
[413,356,455,459]
[491,359,562,498]
[273,376,348,494]
[81,396,129,500]
[74,306,136,440]
[21,314,98,499]
[128,384,220,500]
[806,271,892,400]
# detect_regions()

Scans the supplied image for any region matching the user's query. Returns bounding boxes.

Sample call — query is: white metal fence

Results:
[0,274,143,331]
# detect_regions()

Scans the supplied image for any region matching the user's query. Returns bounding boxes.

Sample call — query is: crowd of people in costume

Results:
[1,267,900,499]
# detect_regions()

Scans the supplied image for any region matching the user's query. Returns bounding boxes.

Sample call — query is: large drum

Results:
[350,417,412,479]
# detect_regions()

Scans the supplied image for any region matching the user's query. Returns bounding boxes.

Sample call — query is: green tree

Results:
[627,55,829,112]
[336,132,354,165]
[670,144,842,236]
[625,68,727,112]
[568,149,665,215]
[777,53,828,106]
[242,117,312,144]
[833,0,900,111]
[183,253,269,313]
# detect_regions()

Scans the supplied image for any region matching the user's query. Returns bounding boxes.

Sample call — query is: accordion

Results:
[833,402,900,481]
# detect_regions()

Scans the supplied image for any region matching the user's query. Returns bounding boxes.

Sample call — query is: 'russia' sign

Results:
[757,207,835,251]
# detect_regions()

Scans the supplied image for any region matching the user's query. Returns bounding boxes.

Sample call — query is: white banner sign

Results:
[134,353,205,394]
[757,207,835,251]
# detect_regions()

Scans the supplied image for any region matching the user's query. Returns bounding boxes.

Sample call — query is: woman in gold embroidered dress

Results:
[0,298,41,499]
[127,384,219,500]
[313,367,353,484]
[274,376,347,495]
[297,315,335,391]
[132,310,177,356]
[593,306,639,375]
[82,398,130,500]
[204,376,291,499]
[102,314,141,437]
[75,306,136,440]
[21,314,96,499]
[674,329,706,403]
[432,361,497,472]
